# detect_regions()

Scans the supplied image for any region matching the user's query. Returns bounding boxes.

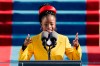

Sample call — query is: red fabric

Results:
[0,1,12,66]
[86,0,100,66]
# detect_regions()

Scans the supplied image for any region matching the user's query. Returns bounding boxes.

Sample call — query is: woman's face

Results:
[41,14,56,33]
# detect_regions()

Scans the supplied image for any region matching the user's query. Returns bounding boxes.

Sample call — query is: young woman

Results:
[19,4,82,60]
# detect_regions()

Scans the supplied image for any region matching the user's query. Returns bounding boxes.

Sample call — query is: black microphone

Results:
[50,31,58,48]
[41,31,49,50]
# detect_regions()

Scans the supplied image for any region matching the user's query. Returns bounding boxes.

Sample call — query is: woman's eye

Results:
[51,24,53,25]
[44,24,48,26]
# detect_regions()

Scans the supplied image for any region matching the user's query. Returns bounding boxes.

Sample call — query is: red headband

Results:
[39,5,56,14]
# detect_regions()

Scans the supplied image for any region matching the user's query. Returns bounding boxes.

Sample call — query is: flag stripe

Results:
[0,0,13,66]
[86,0,100,66]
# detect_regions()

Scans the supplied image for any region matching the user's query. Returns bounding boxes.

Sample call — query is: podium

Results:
[19,60,82,66]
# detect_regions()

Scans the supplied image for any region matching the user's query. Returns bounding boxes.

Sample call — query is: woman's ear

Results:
[55,27,57,31]
[40,27,42,30]
[40,23,43,31]
[40,23,42,26]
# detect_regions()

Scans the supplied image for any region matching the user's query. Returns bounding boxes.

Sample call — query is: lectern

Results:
[19,60,82,66]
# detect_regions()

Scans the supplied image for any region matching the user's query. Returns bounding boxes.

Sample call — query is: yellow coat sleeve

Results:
[65,37,82,60]
[18,43,34,61]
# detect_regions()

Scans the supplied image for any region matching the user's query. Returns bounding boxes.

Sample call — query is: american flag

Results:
[0,0,100,66]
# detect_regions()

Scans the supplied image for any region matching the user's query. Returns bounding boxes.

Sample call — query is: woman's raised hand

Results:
[24,34,32,46]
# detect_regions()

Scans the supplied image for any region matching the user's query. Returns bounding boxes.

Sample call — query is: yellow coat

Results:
[19,33,82,60]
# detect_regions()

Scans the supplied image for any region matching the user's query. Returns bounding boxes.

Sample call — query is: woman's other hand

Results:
[73,32,79,48]
[24,34,32,46]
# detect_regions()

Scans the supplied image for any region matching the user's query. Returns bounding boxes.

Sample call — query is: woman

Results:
[19,4,82,60]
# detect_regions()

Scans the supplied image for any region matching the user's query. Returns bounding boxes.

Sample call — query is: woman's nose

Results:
[47,24,51,28]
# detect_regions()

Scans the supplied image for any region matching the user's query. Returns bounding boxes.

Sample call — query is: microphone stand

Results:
[43,41,51,60]
[48,46,51,60]
[47,44,56,60]
[43,39,56,60]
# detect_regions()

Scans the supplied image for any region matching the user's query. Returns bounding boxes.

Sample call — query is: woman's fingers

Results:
[24,34,32,46]
[28,37,32,42]
[75,32,78,40]
[73,32,79,47]
[26,34,30,41]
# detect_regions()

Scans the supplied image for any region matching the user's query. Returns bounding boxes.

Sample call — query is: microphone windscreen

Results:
[50,31,58,41]
[41,31,49,40]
